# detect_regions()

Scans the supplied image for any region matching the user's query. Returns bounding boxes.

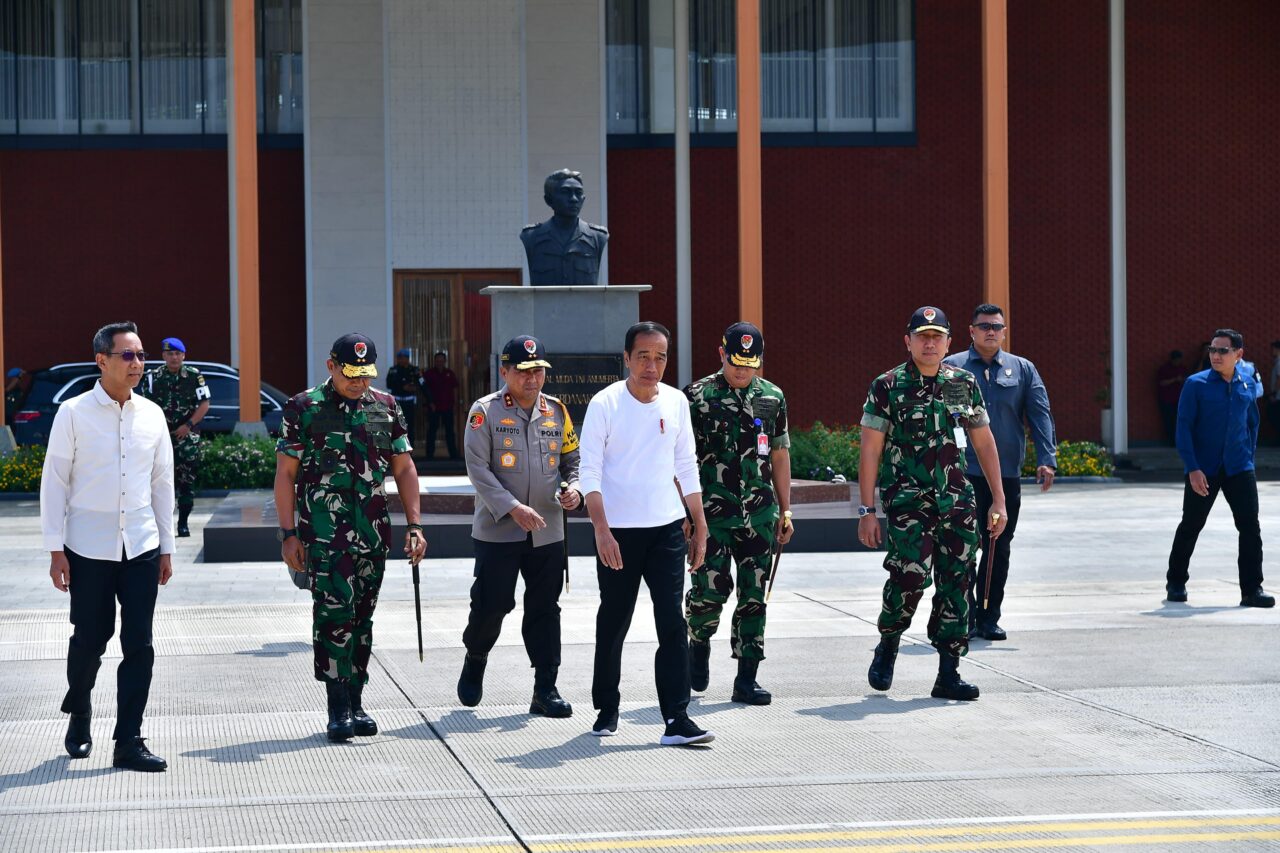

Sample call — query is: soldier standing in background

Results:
[683,322,793,706]
[274,333,427,742]
[386,348,423,453]
[140,338,210,537]
[858,307,1007,702]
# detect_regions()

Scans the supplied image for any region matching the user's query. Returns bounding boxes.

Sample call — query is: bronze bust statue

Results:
[521,169,609,285]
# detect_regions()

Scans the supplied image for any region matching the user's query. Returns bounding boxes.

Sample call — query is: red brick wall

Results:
[0,148,306,394]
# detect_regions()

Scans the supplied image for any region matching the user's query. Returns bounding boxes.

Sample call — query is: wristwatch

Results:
[277,527,298,542]
[857,505,876,518]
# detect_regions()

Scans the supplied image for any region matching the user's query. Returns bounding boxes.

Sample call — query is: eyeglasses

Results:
[973,322,1006,332]
[106,350,148,362]
[1207,346,1236,355]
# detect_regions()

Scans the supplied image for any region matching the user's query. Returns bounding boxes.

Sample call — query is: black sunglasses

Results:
[973,322,1006,332]
[106,350,149,362]
[1207,346,1236,355]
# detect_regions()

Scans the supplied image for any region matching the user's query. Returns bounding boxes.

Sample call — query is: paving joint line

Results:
[795,591,1280,771]
[372,649,533,853]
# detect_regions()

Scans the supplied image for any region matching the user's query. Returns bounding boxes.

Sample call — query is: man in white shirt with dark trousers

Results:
[579,321,715,745]
[41,321,175,772]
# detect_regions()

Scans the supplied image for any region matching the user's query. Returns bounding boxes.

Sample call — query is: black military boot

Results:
[326,681,354,741]
[867,635,900,691]
[731,659,771,705]
[457,652,487,707]
[348,682,377,736]
[65,711,92,759]
[689,640,711,692]
[177,507,191,538]
[930,652,980,701]
[529,666,573,718]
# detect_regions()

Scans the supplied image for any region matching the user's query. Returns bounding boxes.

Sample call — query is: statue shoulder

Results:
[521,223,541,232]
[588,222,609,236]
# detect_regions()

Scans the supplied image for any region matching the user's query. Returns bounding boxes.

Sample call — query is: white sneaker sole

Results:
[660,730,715,746]
[590,728,617,737]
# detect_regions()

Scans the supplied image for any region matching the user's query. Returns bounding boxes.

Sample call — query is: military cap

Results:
[722,321,764,368]
[330,333,379,378]
[907,306,951,335]
[500,335,551,370]
[161,337,186,353]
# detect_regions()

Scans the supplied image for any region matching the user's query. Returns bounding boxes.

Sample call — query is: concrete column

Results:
[982,0,1010,346]
[736,0,762,327]
[675,0,691,386]
[228,0,264,434]
[1109,0,1128,453]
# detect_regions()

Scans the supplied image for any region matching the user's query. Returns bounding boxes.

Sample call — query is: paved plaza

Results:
[1,482,1278,852]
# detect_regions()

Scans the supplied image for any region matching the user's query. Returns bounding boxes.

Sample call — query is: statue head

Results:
[543,168,585,219]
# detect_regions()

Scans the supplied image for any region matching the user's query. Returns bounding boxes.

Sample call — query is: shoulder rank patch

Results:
[503,393,515,408]
[469,412,485,430]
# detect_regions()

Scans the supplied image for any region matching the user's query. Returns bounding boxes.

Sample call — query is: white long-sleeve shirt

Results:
[578,380,700,528]
[40,381,175,560]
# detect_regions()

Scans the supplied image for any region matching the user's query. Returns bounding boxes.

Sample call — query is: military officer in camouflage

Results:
[683,322,793,706]
[858,307,1008,701]
[140,338,210,537]
[273,333,427,742]
[457,335,582,717]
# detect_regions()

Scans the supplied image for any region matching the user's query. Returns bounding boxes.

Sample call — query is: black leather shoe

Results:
[176,523,190,538]
[731,658,771,705]
[112,737,167,772]
[1166,584,1188,603]
[348,683,377,736]
[326,681,354,742]
[689,640,711,692]
[867,636,900,691]
[457,652,487,707]
[530,686,573,718]
[65,712,92,759]
[981,621,1007,641]
[1241,588,1276,608]
[931,652,979,701]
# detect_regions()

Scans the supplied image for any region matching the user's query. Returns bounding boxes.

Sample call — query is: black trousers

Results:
[397,397,418,450]
[462,536,564,669]
[1167,469,1264,594]
[968,475,1022,624]
[61,547,160,741]
[427,410,458,459]
[592,520,690,720]
[1158,401,1179,446]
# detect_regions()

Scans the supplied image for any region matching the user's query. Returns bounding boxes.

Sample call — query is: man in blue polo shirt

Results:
[1167,328,1273,608]
[943,303,1057,640]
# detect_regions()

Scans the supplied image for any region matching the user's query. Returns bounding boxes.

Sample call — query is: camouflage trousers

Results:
[172,431,201,511]
[877,499,978,657]
[308,546,386,684]
[685,522,774,660]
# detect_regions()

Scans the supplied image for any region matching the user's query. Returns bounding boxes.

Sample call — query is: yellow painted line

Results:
[526,816,1280,851]
[713,830,1280,853]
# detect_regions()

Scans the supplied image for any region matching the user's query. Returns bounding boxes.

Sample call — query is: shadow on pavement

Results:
[182,734,331,764]
[430,708,532,736]
[496,732,669,770]
[233,641,310,658]
[1141,602,1242,618]
[0,756,116,793]
[796,696,947,721]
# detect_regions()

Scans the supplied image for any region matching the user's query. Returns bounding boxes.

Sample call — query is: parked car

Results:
[9,361,291,446]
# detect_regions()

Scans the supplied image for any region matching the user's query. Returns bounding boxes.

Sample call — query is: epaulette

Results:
[521,223,539,231]
[588,223,609,234]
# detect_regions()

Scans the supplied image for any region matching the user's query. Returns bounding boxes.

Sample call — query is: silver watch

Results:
[857,505,876,518]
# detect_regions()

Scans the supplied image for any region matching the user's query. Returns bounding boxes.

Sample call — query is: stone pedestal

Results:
[480,285,651,355]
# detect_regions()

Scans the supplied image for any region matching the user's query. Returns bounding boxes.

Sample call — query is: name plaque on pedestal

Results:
[542,353,624,427]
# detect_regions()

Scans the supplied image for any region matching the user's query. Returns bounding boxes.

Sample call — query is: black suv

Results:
[10,361,291,446]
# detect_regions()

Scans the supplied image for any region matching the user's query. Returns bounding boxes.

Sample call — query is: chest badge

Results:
[500,452,516,469]
[549,440,558,451]
[503,437,513,448]
[500,417,516,426]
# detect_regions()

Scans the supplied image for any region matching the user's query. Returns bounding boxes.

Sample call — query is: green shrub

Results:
[1021,439,1114,478]
[790,421,861,481]
[195,434,278,490]
[0,445,47,492]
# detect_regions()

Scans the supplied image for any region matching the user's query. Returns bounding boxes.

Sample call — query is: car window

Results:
[53,375,100,404]
[203,374,239,407]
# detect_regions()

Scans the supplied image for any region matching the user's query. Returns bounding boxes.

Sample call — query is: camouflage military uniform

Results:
[860,362,989,656]
[684,371,789,660]
[277,380,411,684]
[140,364,209,511]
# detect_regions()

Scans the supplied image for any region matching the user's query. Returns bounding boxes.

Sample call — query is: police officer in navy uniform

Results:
[520,169,609,285]
[458,335,582,716]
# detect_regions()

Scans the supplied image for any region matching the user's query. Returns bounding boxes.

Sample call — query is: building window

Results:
[607,0,914,139]
[0,0,302,137]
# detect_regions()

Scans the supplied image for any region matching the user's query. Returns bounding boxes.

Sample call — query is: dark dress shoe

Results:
[981,621,1007,641]
[529,686,573,718]
[1241,588,1276,608]
[176,523,190,538]
[112,737,167,772]
[65,713,92,759]
[1166,584,1188,603]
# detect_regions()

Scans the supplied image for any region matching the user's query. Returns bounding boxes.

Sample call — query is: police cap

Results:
[500,335,551,370]
[722,321,764,368]
[330,333,379,378]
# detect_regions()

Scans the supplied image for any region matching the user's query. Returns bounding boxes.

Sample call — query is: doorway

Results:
[393,270,518,461]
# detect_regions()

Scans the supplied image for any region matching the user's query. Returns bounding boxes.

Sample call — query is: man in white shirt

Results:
[579,321,715,745]
[41,321,174,772]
